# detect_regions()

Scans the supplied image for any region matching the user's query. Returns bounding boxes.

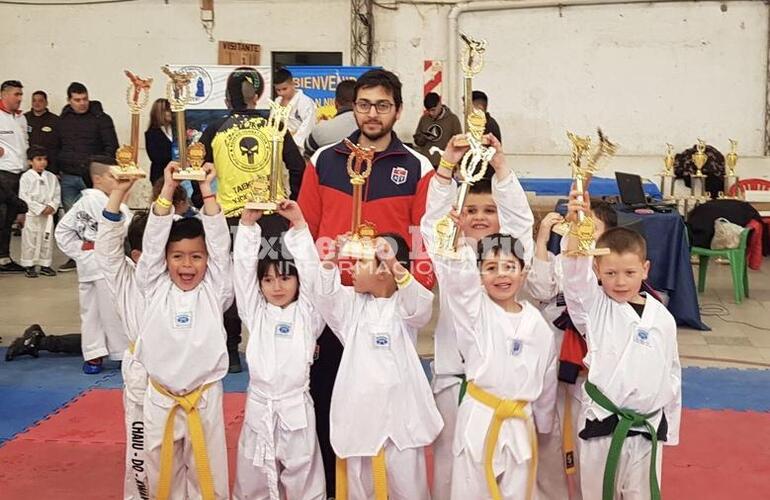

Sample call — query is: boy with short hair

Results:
[274,67,316,156]
[420,133,535,499]
[432,230,557,499]
[562,194,681,500]
[284,228,441,500]
[96,173,150,500]
[19,145,60,278]
[55,155,130,373]
[135,162,233,500]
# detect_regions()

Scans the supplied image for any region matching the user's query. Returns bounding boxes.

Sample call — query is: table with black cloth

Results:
[548,202,709,330]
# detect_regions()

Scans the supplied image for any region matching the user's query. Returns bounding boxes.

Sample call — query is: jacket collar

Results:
[0,100,21,116]
[333,130,407,160]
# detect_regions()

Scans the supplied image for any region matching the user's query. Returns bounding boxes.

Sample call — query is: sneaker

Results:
[0,260,25,273]
[25,267,38,278]
[83,358,103,374]
[5,324,45,361]
[58,259,77,272]
[39,266,57,277]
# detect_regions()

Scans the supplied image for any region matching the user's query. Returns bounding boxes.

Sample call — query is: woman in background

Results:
[144,98,173,184]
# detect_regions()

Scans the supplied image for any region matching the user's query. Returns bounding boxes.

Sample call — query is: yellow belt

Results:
[335,447,388,500]
[563,389,577,476]
[467,381,538,500]
[150,379,216,500]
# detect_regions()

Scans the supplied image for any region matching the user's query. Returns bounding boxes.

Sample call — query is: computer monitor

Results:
[615,172,647,207]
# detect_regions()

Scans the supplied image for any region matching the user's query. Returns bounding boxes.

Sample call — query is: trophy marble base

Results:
[245,201,278,211]
[339,239,376,260]
[110,165,146,180]
[453,134,491,148]
[173,169,206,181]
[564,247,610,257]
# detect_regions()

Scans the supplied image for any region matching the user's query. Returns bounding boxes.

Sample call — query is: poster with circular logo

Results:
[177,66,214,106]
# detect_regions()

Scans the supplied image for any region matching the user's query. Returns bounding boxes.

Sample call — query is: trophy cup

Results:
[245,101,291,211]
[690,139,707,198]
[562,129,617,256]
[112,70,152,180]
[659,143,675,199]
[433,117,496,257]
[162,66,206,181]
[339,139,377,260]
[724,139,739,195]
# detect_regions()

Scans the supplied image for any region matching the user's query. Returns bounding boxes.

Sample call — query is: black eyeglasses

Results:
[354,100,395,114]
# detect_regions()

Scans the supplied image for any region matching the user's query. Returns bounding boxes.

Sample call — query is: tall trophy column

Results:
[245,101,291,211]
[339,139,377,259]
[162,65,206,181]
[113,70,152,179]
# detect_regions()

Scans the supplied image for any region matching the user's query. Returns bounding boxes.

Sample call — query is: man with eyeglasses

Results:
[0,80,29,273]
[297,68,436,498]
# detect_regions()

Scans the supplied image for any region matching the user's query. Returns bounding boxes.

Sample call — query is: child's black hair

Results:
[468,177,492,196]
[27,145,47,161]
[126,211,148,253]
[376,232,411,269]
[476,233,525,268]
[590,199,618,229]
[167,217,205,248]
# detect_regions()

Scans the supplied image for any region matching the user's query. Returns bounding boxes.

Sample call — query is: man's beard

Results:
[358,117,394,142]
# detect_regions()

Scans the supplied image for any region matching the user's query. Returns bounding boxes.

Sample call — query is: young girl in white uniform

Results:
[232,200,326,500]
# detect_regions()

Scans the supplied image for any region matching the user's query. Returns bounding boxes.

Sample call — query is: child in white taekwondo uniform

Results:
[55,156,130,373]
[420,134,535,500]
[526,202,618,500]
[285,228,442,500]
[95,174,151,500]
[431,228,558,500]
[232,200,326,500]
[19,145,60,277]
[134,162,234,500]
[561,193,681,500]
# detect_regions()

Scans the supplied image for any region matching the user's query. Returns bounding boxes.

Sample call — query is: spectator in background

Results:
[24,90,60,175]
[144,98,173,184]
[304,79,357,157]
[472,90,502,143]
[0,80,28,273]
[413,92,462,167]
[274,67,316,157]
[57,82,118,272]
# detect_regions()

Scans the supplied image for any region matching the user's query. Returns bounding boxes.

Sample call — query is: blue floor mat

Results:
[682,367,770,412]
[0,385,84,443]
[0,348,120,391]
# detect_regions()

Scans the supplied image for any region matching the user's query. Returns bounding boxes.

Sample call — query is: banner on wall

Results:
[285,65,376,120]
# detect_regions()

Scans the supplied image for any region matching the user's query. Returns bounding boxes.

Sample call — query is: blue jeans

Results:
[60,174,86,212]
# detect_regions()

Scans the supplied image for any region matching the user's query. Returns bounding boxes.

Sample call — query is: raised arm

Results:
[278,200,319,303]
[526,212,564,302]
[95,177,135,297]
[313,244,356,344]
[232,209,265,326]
[198,164,233,309]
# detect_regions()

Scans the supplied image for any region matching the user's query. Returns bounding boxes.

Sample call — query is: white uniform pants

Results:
[233,396,325,500]
[537,380,583,500]
[432,377,462,500]
[143,380,229,500]
[79,279,128,361]
[20,214,53,267]
[580,435,663,500]
[451,445,532,500]
[341,442,430,500]
[123,348,150,500]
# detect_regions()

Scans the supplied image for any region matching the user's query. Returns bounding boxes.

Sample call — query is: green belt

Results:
[454,374,468,405]
[584,380,661,500]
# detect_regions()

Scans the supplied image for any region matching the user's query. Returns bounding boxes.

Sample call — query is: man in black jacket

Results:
[57,82,118,272]
[24,90,60,174]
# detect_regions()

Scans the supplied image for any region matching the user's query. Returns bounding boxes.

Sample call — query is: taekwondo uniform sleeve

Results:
[283,224,327,337]
[18,172,46,216]
[492,170,535,264]
[232,222,264,328]
[419,175,457,254]
[135,207,174,297]
[438,245,486,357]
[95,212,131,300]
[395,275,435,331]
[293,94,317,155]
[526,252,561,302]
[560,253,601,338]
[313,264,356,345]
[529,310,559,434]
[664,344,683,446]
[54,199,88,262]
[50,174,61,211]
[201,210,234,311]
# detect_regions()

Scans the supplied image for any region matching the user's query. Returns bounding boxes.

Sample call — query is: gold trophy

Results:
[456,32,488,148]
[162,65,206,181]
[339,139,377,259]
[690,139,707,199]
[245,101,291,211]
[659,143,675,199]
[113,70,152,180]
[724,139,739,195]
[563,129,617,256]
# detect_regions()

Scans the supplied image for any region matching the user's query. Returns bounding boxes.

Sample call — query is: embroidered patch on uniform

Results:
[390,166,408,185]
[275,322,293,338]
[634,329,651,347]
[42,126,52,132]
[373,333,391,349]
[510,338,523,356]
[174,311,192,329]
